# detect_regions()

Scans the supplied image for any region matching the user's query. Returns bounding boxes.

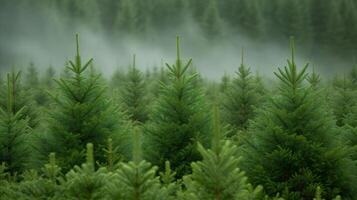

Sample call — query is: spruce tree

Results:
[13,153,62,199]
[241,39,357,199]
[222,52,260,132]
[202,0,223,38]
[37,35,127,171]
[120,55,148,123]
[0,71,38,129]
[330,76,356,126]
[182,105,264,200]
[219,72,230,93]
[61,143,107,199]
[145,37,211,178]
[0,73,30,175]
[107,127,163,200]
[114,0,138,34]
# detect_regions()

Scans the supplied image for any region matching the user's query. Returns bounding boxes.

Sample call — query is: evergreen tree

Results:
[107,127,163,200]
[0,71,38,129]
[219,72,230,93]
[330,76,356,126]
[61,143,107,199]
[202,0,223,38]
[182,105,265,200]
[0,73,30,175]
[120,55,148,123]
[42,66,56,89]
[222,52,260,132]
[241,40,357,199]
[114,0,138,34]
[145,37,211,178]
[24,62,39,88]
[37,35,127,171]
[12,153,62,199]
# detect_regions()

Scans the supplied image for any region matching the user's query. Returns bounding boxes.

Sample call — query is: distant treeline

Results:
[1,0,357,58]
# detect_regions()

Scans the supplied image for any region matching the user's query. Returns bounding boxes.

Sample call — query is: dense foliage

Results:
[0,35,357,200]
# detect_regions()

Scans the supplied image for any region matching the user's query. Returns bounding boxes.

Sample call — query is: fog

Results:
[0,2,353,80]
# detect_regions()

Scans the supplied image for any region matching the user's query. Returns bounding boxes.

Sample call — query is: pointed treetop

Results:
[176,36,180,63]
[6,73,12,113]
[241,47,245,66]
[76,34,80,57]
[132,127,142,164]
[212,102,222,153]
[86,143,94,170]
[166,36,192,79]
[290,36,295,64]
[132,54,136,69]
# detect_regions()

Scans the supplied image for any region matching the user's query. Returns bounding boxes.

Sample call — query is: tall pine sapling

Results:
[145,37,211,178]
[222,51,260,132]
[61,143,107,199]
[241,38,357,199]
[107,127,162,200]
[182,104,264,200]
[37,35,126,171]
[0,71,38,129]
[0,73,30,175]
[120,55,148,123]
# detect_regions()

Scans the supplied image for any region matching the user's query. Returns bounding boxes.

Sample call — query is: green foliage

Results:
[120,55,148,123]
[241,39,357,199]
[0,73,30,175]
[182,105,264,200]
[0,70,38,128]
[330,76,356,126]
[107,127,164,200]
[145,37,211,178]
[222,51,261,132]
[37,35,127,171]
[61,143,108,199]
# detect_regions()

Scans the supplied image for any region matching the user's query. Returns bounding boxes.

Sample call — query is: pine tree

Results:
[330,75,356,126]
[37,35,127,172]
[307,68,321,88]
[219,72,230,93]
[13,153,62,199]
[222,51,260,132]
[202,0,223,38]
[241,39,357,199]
[24,62,39,88]
[114,0,138,34]
[107,127,163,200]
[61,143,107,199]
[120,55,148,123]
[0,73,30,175]
[42,66,56,89]
[145,37,211,178]
[182,105,265,200]
[0,71,38,129]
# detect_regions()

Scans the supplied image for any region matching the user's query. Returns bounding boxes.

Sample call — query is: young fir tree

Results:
[61,143,107,199]
[145,37,211,178]
[107,127,163,200]
[181,105,265,200]
[219,72,230,93]
[330,75,356,127]
[241,39,357,199]
[202,0,223,38]
[24,62,39,88]
[12,153,62,199]
[0,71,38,129]
[0,73,30,175]
[37,35,127,172]
[222,51,260,132]
[120,55,148,123]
